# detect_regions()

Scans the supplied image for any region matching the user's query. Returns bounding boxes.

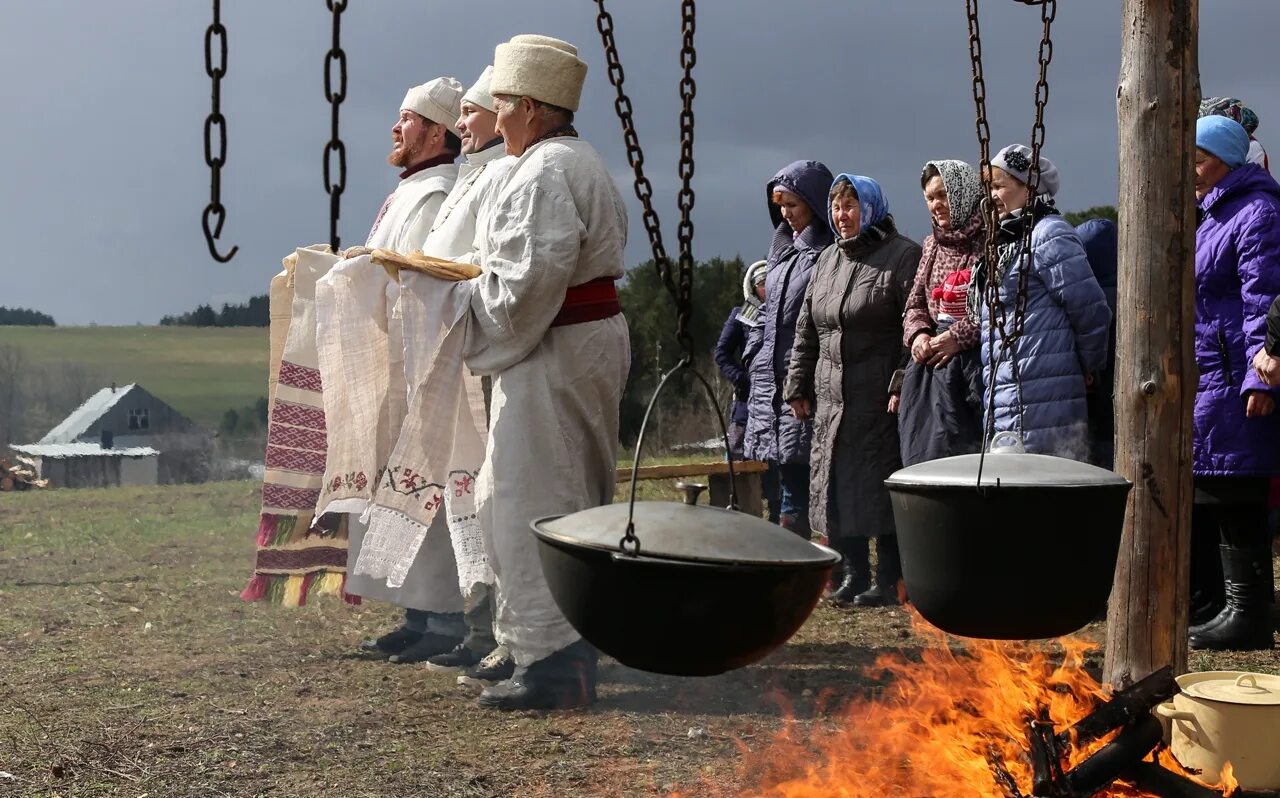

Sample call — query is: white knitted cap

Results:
[461,66,496,114]
[491,34,587,112]
[400,76,464,127]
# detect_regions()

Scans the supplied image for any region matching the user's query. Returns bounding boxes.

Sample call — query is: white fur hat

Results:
[491,34,587,112]
[400,76,464,127]
[462,66,496,114]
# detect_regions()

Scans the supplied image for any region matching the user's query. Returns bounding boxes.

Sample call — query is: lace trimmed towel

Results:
[353,271,491,593]
[242,245,358,607]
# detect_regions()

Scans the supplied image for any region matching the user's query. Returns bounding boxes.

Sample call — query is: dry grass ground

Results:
[2,482,1277,797]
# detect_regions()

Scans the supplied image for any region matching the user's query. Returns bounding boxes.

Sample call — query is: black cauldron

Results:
[532,500,839,676]
[885,446,1132,640]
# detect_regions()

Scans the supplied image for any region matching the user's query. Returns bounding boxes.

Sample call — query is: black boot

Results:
[1189,542,1274,651]
[358,626,422,658]
[828,537,870,604]
[1189,545,1234,635]
[477,640,597,711]
[854,535,903,607]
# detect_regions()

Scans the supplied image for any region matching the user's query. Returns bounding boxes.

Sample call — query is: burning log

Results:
[1057,666,1178,752]
[1062,715,1165,796]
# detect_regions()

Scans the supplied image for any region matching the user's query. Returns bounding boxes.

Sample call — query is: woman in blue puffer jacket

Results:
[973,145,1112,458]
[743,160,834,537]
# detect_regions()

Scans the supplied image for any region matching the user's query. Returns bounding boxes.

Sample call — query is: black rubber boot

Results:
[1189,545,1234,635]
[1189,543,1274,651]
[388,631,465,664]
[854,535,903,607]
[828,537,871,604]
[477,640,597,711]
[1188,515,1226,627]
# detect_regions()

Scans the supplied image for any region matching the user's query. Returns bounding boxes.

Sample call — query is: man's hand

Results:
[1254,347,1280,387]
[910,334,934,365]
[927,331,961,368]
[789,398,812,422]
[1246,390,1275,418]
[887,394,901,414]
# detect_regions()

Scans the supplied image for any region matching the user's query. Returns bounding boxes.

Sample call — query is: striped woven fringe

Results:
[241,512,361,607]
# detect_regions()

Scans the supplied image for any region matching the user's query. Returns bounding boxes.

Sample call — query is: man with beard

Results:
[364,67,520,672]
[464,35,630,711]
[321,77,469,663]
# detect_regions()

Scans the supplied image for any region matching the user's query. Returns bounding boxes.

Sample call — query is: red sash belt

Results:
[550,277,621,327]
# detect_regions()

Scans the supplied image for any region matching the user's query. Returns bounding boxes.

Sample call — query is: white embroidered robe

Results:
[464,138,631,665]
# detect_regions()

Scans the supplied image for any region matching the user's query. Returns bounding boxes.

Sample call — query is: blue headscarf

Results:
[829,173,890,236]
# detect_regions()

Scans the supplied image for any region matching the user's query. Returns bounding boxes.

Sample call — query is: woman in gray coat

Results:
[785,174,921,606]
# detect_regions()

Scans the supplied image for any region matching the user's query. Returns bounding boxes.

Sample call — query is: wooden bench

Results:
[614,460,769,517]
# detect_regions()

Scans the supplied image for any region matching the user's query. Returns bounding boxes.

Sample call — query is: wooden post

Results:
[1104,0,1199,688]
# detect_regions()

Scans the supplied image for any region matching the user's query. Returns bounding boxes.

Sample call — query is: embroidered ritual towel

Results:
[244,245,354,606]
[354,272,490,592]
[314,254,405,515]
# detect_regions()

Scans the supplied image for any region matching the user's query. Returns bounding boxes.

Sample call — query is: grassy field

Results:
[2,482,1277,797]
[0,326,267,428]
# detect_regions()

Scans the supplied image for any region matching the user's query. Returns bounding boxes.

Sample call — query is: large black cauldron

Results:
[885,446,1132,640]
[532,500,838,676]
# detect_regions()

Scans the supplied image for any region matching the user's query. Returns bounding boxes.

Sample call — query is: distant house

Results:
[11,383,211,486]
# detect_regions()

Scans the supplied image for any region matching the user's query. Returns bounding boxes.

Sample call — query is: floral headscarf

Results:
[1200,96,1259,135]
[922,159,983,230]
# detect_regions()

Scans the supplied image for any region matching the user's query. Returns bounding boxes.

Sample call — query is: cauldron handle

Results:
[620,356,740,556]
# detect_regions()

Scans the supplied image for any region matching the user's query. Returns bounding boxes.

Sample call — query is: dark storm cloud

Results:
[1,1,1275,325]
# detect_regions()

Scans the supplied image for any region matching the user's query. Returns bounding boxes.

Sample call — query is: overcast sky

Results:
[2,1,1275,325]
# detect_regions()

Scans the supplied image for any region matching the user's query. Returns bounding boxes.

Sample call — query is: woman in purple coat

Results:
[1188,115,1280,651]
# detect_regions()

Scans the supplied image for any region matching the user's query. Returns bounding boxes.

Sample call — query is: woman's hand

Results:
[1253,348,1280,387]
[1246,390,1275,418]
[789,398,812,421]
[927,331,961,368]
[887,394,901,414]
[910,334,934,364]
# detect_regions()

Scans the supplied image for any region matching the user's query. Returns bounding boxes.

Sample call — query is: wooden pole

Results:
[1104,0,1199,688]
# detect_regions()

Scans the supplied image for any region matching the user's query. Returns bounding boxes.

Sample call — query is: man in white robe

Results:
[317,77,469,663]
[464,35,631,711]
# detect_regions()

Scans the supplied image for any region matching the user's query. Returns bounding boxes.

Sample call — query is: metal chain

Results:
[673,0,698,359]
[201,0,237,262]
[594,0,698,361]
[966,0,1056,450]
[323,0,348,252]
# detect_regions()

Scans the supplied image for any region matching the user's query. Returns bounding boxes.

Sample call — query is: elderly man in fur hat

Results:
[462,34,630,710]
[321,77,470,664]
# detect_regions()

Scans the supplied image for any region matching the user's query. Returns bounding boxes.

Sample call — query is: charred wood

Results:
[1063,715,1164,796]
[1057,666,1177,752]
[1119,761,1223,798]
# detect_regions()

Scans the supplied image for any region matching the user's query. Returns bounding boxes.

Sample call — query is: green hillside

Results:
[0,326,267,427]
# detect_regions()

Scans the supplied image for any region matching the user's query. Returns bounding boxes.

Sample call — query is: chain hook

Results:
[201,0,237,263]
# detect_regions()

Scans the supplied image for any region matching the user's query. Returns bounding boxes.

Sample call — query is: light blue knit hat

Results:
[1196,115,1250,169]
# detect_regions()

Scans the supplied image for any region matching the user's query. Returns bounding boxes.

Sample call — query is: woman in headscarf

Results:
[1200,96,1269,173]
[744,161,834,538]
[898,160,987,465]
[784,175,921,606]
[714,261,767,460]
[973,145,1111,458]
[1185,115,1280,651]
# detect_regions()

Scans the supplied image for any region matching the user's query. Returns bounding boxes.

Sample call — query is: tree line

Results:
[0,306,55,326]
[160,296,269,327]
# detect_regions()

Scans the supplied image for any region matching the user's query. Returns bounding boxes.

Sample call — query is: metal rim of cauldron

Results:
[531,514,842,571]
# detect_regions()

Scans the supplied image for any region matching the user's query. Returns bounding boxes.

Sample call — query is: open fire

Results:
[674,614,1239,798]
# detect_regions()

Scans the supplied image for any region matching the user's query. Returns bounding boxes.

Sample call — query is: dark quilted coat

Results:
[744,160,834,464]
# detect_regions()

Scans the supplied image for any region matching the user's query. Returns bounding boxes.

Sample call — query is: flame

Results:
[672,613,1236,798]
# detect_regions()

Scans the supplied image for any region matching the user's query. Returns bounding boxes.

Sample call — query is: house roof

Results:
[39,384,138,444]
[10,442,159,459]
